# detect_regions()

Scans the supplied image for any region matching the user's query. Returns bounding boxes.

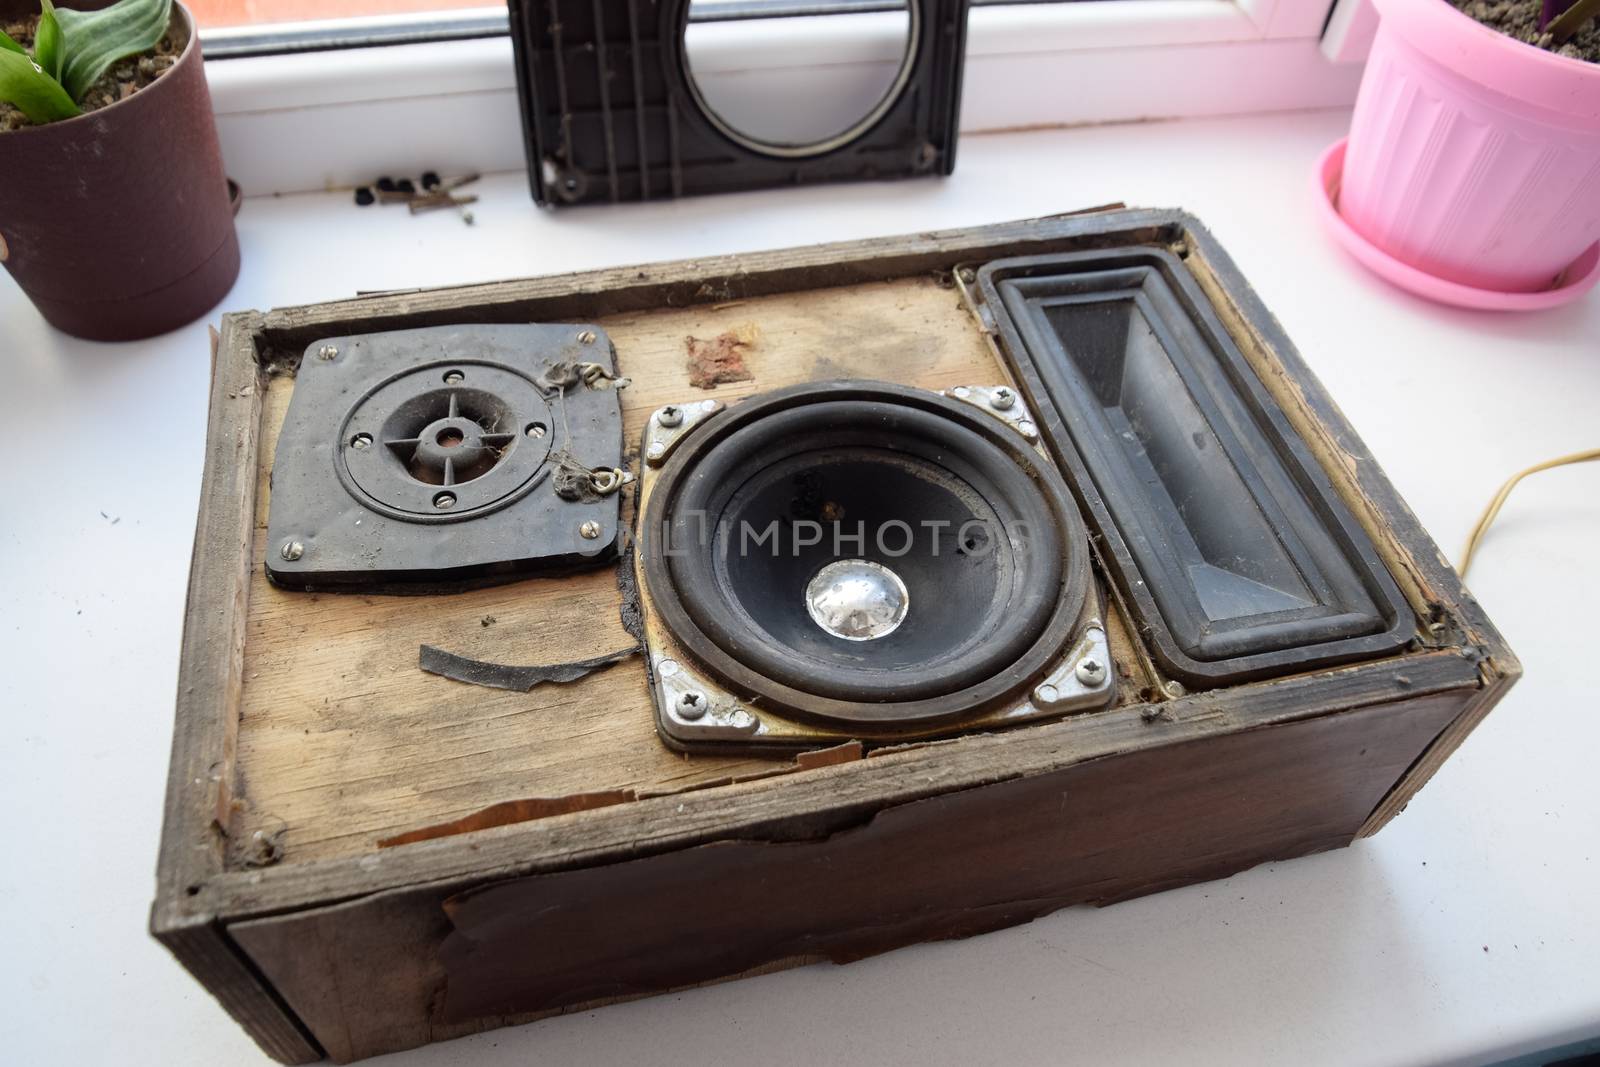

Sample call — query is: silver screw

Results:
[443,369,464,384]
[525,423,546,438]
[316,345,338,361]
[1163,680,1186,699]
[958,267,977,284]
[952,386,971,399]
[1032,682,1060,706]
[678,691,707,720]
[647,441,666,460]
[1076,657,1107,686]
[579,520,601,539]
[658,405,683,428]
[577,330,597,345]
[280,540,304,561]
[1017,420,1038,441]
[991,387,1016,411]
[350,433,372,450]
[434,492,457,509]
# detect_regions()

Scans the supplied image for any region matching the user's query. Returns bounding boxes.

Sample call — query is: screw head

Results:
[1075,657,1107,686]
[991,387,1016,411]
[1163,680,1186,699]
[579,520,602,540]
[349,433,372,450]
[434,492,457,509]
[958,267,977,284]
[316,345,338,361]
[442,369,464,384]
[1032,682,1060,706]
[1017,420,1038,441]
[658,405,683,428]
[280,540,305,561]
[677,691,707,720]
[647,441,666,460]
[952,386,971,399]
[577,330,597,345]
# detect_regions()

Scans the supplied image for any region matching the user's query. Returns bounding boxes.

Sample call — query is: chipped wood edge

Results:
[196,650,1479,919]
[252,210,1176,358]
[1175,217,1521,836]
[149,312,318,1063]
[153,914,322,1064]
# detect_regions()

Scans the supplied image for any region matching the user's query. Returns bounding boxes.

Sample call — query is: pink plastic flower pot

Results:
[1339,0,1600,297]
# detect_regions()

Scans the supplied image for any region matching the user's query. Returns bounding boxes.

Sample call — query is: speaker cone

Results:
[640,380,1091,727]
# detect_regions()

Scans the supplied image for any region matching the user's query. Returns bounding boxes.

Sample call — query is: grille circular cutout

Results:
[336,361,555,522]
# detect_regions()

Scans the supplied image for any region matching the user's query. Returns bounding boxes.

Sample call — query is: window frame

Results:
[203,0,1358,197]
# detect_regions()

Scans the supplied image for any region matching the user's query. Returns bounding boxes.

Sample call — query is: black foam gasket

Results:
[508,0,969,205]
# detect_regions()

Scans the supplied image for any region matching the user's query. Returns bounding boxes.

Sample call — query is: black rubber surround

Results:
[641,381,1091,726]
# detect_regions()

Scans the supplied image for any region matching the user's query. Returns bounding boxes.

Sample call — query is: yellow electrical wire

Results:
[1458,447,1600,577]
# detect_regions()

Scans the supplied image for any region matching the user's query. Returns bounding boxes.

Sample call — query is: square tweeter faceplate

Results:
[265,324,627,592]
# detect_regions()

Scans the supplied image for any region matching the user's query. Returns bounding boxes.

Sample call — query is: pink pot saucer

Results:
[1314,138,1600,311]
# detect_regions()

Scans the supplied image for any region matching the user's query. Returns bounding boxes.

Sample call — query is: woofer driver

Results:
[639,380,1101,739]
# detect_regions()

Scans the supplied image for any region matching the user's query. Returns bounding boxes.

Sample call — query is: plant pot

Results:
[1335,0,1600,299]
[0,1,239,341]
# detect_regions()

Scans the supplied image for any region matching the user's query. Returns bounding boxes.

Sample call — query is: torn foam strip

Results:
[419,644,640,692]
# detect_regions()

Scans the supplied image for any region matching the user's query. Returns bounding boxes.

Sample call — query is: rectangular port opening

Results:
[980,249,1413,686]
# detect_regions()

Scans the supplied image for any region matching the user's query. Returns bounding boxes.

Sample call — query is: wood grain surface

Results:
[230,276,1017,865]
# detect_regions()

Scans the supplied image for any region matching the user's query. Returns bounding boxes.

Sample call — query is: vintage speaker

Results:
[636,380,1116,753]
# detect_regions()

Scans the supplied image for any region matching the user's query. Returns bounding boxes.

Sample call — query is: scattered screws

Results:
[408,192,479,216]
[658,405,683,427]
[1076,657,1107,686]
[577,330,597,345]
[434,492,456,509]
[678,691,707,720]
[353,187,375,207]
[579,520,602,539]
[376,176,397,193]
[350,433,372,450]
[317,345,338,361]
[991,387,1016,411]
[280,540,304,562]
[421,170,441,191]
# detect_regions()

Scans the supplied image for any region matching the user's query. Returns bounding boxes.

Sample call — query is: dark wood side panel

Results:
[155,916,322,1064]
[231,691,1466,1063]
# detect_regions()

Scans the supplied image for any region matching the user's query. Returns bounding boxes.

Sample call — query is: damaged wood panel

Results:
[229,690,1465,1063]
[1177,243,1519,836]
[151,313,323,1065]
[196,649,1478,919]
[229,276,1005,867]
[254,212,1177,358]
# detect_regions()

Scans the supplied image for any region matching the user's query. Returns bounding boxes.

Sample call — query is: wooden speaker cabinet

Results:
[152,210,1517,1063]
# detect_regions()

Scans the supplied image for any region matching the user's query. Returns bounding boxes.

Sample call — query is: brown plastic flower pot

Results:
[0,0,239,341]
